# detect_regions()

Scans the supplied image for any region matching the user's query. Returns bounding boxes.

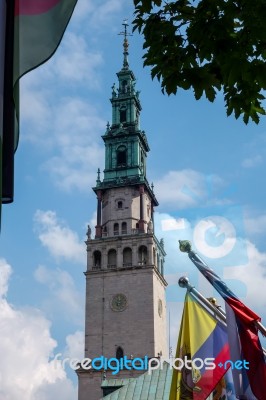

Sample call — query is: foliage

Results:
[133,0,266,124]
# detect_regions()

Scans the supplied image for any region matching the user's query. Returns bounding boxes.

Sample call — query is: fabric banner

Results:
[188,250,266,400]
[13,0,78,150]
[170,293,230,400]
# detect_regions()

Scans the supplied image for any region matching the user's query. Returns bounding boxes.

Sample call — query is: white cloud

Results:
[224,240,266,313]
[0,260,77,400]
[154,169,225,209]
[244,213,266,237]
[0,259,12,297]
[45,97,105,191]
[34,210,85,264]
[72,0,124,27]
[34,265,83,324]
[64,331,84,361]
[242,154,263,168]
[49,32,103,88]
[20,28,106,193]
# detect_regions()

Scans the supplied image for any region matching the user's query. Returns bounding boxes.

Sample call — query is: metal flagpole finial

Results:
[179,240,192,253]
[119,19,132,69]
[178,276,190,288]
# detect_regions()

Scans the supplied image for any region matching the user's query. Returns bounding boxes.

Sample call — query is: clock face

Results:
[111,294,127,312]
[158,299,163,317]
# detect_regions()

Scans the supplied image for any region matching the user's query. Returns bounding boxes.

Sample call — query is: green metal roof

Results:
[101,362,172,399]
[101,378,135,388]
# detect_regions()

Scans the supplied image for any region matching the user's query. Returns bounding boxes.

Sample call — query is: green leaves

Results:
[133,0,266,124]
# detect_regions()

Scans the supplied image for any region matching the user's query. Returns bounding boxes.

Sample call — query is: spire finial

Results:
[96,168,101,186]
[119,19,132,69]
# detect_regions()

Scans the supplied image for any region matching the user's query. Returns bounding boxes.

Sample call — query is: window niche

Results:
[121,222,127,235]
[114,223,119,236]
[116,346,124,360]
[138,245,148,265]
[93,251,101,269]
[123,247,132,266]
[108,249,117,268]
[119,107,127,123]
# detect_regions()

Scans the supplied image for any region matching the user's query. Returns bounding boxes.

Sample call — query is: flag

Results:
[211,368,237,400]
[188,250,266,400]
[170,293,230,400]
[2,0,78,205]
[13,0,78,119]
[225,303,258,399]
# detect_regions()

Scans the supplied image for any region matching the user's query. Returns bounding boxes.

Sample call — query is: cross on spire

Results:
[119,19,132,69]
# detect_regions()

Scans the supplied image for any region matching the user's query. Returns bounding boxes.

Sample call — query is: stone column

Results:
[151,203,155,234]
[139,185,145,233]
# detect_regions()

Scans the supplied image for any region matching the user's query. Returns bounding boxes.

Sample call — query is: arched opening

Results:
[114,223,119,236]
[121,80,128,93]
[117,201,123,209]
[116,346,124,360]
[108,249,117,268]
[121,222,127,235]
[153,248,156,266]
[102,225,107,237]
[123,247,132,266]
[138,245,148,265]
[157,254,160,271]
[117,145,127,167]
[161,259,164,276]
[93,251,101,269]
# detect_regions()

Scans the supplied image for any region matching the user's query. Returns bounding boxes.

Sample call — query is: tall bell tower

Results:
[77,22,168,400]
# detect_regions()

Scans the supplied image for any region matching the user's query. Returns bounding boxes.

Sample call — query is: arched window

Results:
[93,251,101,269]
[138,245,148,265]
[114,223,119,236]
[161,259,164,276]
[121,80,128,93]
[108,249,117,268]
[116,346,124,360]
[122,222,127,235]
[157,254,160,271]
[123,247,132,266]
[117,145,127,167]
[117,201,123,209]
[153,248,156,266]
[102,226,107,237]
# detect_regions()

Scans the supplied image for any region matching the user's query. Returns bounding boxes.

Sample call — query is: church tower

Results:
[77,22,168,400]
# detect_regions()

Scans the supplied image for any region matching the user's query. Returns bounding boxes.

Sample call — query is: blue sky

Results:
[1,0,266,398]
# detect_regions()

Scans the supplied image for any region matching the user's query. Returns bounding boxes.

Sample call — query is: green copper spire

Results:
[93,21,158,207]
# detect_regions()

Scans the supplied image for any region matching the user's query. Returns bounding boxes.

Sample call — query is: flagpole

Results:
[178,276,227,324]
[178,275,266,356]
[178,240,266,337]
